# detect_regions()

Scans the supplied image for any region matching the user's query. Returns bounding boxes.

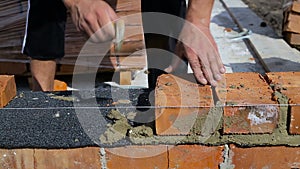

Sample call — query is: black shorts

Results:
[22,0,67,60]
[22,0,185,60]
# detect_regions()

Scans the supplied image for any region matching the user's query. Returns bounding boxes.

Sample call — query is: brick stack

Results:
[284,0,300,48]
[0,0,147,78]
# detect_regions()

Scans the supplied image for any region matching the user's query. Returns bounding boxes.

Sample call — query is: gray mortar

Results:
[126,91,300,146]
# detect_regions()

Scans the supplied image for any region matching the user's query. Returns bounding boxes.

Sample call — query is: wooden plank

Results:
[0,149,34,169]
[118,55,147,70]
[222,0,300,72]
[0,62,27,75]
[115,0,141,12]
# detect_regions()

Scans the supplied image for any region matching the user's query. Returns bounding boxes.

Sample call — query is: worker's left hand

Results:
[63,0,118,42]
[165,20,226,86]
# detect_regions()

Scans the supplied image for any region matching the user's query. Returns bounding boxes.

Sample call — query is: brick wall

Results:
[1,72,300,168]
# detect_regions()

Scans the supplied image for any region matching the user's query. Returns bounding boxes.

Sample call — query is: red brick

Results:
[266,72,300,134]
[155,74,214,135]
[284,12,300,34]
[105,145,168,169]
[220,73,279,134]
[285,32,300,45]
[34,147,101,169]
[231,145,300,169]
[265,72,300,89]
[291,1,300,13]
[0,149,34,169]
[0,75,17,108]
[168,145,223,169]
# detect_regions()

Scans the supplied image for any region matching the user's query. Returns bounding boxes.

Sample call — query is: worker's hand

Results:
[63,0,118,42]
[165,21,225,86]
[165,0,225,86]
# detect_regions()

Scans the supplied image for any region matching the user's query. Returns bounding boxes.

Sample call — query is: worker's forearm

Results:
[62,0,79,9]
[186,0,215,27]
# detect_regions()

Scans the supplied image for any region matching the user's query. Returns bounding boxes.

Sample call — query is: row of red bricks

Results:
[155,72,300,135]
[1,145,300,169]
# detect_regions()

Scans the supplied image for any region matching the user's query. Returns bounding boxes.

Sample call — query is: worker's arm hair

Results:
[186,0,215,27]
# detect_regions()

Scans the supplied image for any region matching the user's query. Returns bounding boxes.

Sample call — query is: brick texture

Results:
[34,147,101,169]
[231,145,300,169]
[168,145,224,169]
[285,32,300,45]
[105,145,168,169]
[0,149,34,169]
[0,75,17,108]
[155,74,213,135]
[220,73,279,134]
[291,1,300,13]
[266,72,300,134]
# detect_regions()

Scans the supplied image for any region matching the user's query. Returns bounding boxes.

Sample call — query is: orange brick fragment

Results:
[220,73,279,134]
[54,79,68,91]
[231,145,300,169]
[105,145,168,169]
[155,74,214,135]
[266,72,300,134]
[0,75,17,108]
[168,145,224,169]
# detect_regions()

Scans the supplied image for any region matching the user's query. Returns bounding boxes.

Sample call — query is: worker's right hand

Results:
[63,0,118,42]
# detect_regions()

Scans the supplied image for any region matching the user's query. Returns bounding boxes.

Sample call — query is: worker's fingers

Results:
[209,39,226,74]
[198,52,217,86]
[79,20,95,40]
[208,52,223,82]
[185,47,208,85]
[70,10,80,31]
[96,9,117,41]
[69,0,118,43]
[107,6,119,21]
[164,42,185,73]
